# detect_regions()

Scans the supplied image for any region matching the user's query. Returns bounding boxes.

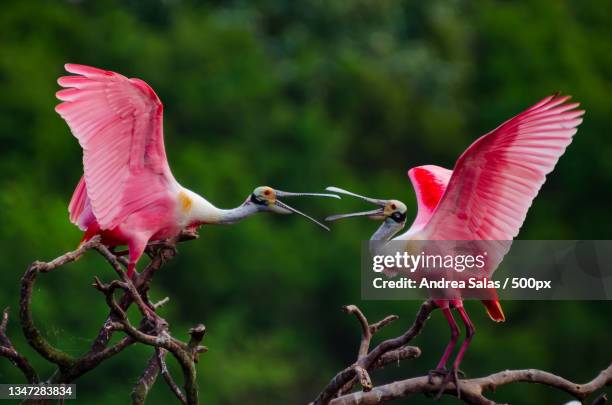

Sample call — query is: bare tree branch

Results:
[330,364,612,405]
[91,230,191,352]
[0,308,38,383]
[18,238,105,369]
[1,231,207,404]
[157,347,188,405]
[93,275,206,405]
[334,306,410,397]
[315,303,611,405]
[132,351,162,405]
[313,301,435,404]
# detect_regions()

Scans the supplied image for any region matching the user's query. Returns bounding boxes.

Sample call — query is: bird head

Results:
[247,186,340,230]
[324,186,408,237]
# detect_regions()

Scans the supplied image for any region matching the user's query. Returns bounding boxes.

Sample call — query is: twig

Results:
[313,301,435,404]
[0,308,38,383]
[157,348,188,404]
[593,393,608,405]
[342,305,372,359]
[153,297,171,309]
[132,352,161,405]
[335,306,405,397]
[373,345,420,366]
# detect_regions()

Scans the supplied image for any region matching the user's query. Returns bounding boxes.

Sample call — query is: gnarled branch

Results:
[330,364,612,405]
[314,302,611,405]
[0,230,206,404]
[0,308,38,383]
[313,301,434,404]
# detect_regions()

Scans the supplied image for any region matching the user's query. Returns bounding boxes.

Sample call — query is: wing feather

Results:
[417,94,584,241]
[57,64,176,230]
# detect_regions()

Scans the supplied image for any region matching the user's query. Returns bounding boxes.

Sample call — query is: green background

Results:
[0,1,610,403]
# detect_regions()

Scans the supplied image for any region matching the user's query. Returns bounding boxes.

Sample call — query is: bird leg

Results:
[126,263,137,280]
[453,306,475,373]
[126,239,148,280]
[433,306,475,400]
[428,307,460,384]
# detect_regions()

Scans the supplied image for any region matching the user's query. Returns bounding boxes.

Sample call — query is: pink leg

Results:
[429,307,460,387]
[436,307,460,370]
[126,239,147,279]
[434,306,475,399]
[126,237,158,321]
[453,306,476,370]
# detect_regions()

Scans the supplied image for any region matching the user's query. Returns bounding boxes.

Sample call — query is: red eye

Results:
[391,203,397,210]
[264,190,271,196]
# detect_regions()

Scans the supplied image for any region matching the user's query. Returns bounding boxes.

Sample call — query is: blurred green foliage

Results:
[0,1,611,404]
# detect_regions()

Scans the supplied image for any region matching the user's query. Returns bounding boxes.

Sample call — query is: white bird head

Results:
[247,186,340,230]
[324,186,407,225]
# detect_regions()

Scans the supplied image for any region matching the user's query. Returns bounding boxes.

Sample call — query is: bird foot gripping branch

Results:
[428,367,463,400]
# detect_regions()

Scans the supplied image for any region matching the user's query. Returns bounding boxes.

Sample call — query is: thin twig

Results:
[132,352,161,405]
[157,348,187,404]
[0,308,38,383]
[593,393,608,405]
[342,305,371,359]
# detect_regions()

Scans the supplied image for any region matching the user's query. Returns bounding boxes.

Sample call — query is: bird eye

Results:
[264,189,271,196]
[391,203,397,210]
[391,212,406,222]
[250,194,267,205]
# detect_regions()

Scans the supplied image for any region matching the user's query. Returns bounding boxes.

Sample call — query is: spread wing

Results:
[56,64,176,230]
[406,165,453,232]
[418,94,584,240]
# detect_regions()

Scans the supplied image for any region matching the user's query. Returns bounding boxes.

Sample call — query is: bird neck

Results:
[182,189,259,226]
[368,221,405,258]
[214,203,260,224]
[370,221,404,242]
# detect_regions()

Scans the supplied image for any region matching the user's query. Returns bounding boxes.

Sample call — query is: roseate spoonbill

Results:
[325,94,584,395]
[55,64,338,278]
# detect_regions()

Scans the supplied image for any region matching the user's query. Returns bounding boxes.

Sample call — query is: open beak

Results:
[273,190,340,231]
[324,186,387,222]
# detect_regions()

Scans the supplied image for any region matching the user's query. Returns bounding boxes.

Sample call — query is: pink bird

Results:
[55,64,338,278]
[325,94,585,394]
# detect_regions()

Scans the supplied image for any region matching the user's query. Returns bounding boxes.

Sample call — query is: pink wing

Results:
[56,64,176,230]
[418,94,584,240]
[407,165,452,231]
[68,175,94,230]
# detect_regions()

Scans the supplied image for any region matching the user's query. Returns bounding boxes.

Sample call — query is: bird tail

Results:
[482,299,505,322]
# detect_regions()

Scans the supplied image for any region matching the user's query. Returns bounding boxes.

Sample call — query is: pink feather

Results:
[56,63,176,231]
[405,94,585,241]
